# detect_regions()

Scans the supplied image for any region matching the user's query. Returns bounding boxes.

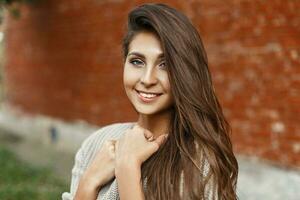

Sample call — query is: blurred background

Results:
[0,0,299,199]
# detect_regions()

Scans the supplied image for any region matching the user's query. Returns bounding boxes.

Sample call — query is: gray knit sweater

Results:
[61,122,216,200]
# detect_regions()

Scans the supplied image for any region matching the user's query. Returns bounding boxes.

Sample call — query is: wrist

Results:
[115,158,141,178]
[80,173,103,191]
[116,156,140,168]
[75,176,100,200]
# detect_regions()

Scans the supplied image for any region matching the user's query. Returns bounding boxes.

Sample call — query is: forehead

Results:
[128,31,164,56]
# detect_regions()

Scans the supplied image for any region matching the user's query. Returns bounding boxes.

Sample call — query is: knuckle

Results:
[145,130,153,136]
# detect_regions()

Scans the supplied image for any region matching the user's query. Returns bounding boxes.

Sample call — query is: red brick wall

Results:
[193,0,300,168]
[3,0,299,167]
[3,0,134,124]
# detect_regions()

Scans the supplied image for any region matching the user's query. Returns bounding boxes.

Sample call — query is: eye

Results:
[159,61,167,69]
[129,59,144,67]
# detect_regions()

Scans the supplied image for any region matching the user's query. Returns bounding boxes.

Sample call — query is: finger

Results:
[144,129,153,140]
[154,134,168,147]
[147,135,154,142]
[111,140,117,151]
[104,140,113,147]
[132,125,155,141]
[109,143,115,149]
[134,124,146,133]
[115,140,119,152]
[133,124,141,130]
[106,139,116,146]
[110,139,117,145]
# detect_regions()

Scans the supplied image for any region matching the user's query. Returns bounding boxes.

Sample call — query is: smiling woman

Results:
[62,3,238,200]
[123,31,174,119]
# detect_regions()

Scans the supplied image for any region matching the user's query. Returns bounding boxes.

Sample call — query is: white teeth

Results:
[139,92,158,98]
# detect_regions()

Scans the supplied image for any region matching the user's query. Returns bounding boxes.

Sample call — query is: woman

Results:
[62,3,238,200]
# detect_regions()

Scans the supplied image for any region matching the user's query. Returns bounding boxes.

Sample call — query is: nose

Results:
[140,67,158,86]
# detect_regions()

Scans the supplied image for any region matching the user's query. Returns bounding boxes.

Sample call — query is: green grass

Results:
[0,146,68,200]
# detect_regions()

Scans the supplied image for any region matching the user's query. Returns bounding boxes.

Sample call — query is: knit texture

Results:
[61,122,216,200]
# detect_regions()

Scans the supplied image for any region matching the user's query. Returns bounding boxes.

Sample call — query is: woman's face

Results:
[123,31,174,115]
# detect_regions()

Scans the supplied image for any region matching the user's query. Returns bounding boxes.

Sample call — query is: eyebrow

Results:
[127,51,165,59]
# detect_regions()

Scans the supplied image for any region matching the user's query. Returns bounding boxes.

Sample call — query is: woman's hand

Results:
[115,124,168,168]
[74,140,116,199]
[114,125,168,200]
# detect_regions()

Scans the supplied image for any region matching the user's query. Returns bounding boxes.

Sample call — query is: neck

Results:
[137,109,173,139]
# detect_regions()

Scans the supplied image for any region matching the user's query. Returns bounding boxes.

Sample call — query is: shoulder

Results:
[90,122,135,138]
[73,122,135,171]
[79,122,135,156]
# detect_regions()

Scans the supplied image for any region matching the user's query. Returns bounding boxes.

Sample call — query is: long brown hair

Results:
[122,3,238,200]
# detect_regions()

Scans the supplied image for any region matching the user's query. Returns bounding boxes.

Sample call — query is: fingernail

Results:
[148,135,154,141]
[164,134,169,139]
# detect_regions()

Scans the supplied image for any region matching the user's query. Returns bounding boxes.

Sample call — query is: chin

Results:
[134,105,160,115]
[134,103,173,116]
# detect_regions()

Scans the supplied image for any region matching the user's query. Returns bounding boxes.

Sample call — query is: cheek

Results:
[159,74,174,103]
[165,79,171,93]
[158,73,171,93]
[123,64,139,88]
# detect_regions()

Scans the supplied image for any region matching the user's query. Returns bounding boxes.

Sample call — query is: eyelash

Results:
[129,59,166,69]
[130,59,144,66]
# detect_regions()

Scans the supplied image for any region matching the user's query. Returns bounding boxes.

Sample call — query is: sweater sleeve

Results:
[62,123,132,200]
[61,128,104,200]
[61,142,89,200]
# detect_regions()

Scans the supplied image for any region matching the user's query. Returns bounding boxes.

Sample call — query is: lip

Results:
[135,89,162,103]
[135,89,162,95]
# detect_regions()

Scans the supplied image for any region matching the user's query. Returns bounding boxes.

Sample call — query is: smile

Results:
[135,89,162,103]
